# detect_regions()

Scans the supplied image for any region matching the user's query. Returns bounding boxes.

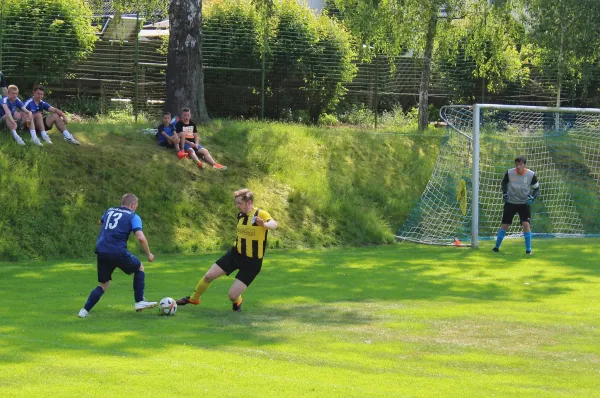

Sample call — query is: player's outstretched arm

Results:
[135,230,154,262]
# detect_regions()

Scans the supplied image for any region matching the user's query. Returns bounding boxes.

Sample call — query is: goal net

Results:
[396,104,600,247]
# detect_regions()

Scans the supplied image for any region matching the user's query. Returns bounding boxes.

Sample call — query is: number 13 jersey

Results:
[96,207,143,254]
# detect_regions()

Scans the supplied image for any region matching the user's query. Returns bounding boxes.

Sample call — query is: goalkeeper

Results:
[492,156,540,254]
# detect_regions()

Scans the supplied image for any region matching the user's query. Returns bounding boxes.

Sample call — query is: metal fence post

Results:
[0,0,4,71]
[134,4,141,123]
[261,53,265,121]
[374,54,379,129]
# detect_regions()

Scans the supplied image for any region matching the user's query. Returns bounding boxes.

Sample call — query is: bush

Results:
[318,113,340,126]
[203,1,263,118]
[338,104,375,127]
[202,0,357,124]
[266,0,357,124]
[378,105,417,128]
[61,95,102,117]
[1,0,97,90]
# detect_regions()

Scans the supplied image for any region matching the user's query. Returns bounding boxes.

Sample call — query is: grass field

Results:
[1,239,599,397]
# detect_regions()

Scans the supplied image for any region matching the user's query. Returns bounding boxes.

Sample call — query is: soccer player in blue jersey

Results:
[492,156,540,255]
[0,85,33,145]
[156,111,181,151]
[23,85,79,145]
[78,193,158,318]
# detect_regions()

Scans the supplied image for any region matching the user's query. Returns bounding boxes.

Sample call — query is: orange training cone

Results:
[453,238,462,246]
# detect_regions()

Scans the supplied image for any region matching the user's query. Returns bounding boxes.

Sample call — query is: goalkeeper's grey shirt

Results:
[501,168,539,204]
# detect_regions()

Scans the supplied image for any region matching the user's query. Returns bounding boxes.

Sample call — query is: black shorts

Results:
[42,116,51,132]
[158,140,175,148]
[216,248,263,287]
[501,202,531,225]
[96,252,142,283]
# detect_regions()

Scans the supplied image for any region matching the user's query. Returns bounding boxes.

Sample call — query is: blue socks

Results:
[83,271,145,313]
[524,231,532,252]
[494,228,507,249]
[133,270,145,302]
[84,286,105,312]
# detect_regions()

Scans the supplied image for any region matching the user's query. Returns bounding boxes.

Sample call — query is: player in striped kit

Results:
[176,188,277,312]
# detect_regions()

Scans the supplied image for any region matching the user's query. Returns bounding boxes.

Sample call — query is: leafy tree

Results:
[435,0,528,102]
[522,0,600,108]
[331,0,467,130]
[1,0,97,89]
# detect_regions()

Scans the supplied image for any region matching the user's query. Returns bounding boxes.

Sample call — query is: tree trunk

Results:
[166,0,210,122]
[418,11,438,131]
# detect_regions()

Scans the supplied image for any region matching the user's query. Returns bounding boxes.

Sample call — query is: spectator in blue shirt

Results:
[23,85,79,145]
[0,85,33,145]
[156,111,181,152]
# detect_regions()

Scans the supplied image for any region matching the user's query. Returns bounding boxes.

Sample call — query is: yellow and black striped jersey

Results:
[234,208,272,259]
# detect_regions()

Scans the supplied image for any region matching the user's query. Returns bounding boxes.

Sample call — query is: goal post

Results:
[396,103,600,248]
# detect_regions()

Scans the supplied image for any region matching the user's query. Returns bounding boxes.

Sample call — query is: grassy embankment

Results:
[0,120,442,260]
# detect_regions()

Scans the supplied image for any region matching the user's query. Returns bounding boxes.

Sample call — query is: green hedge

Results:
[1,0,97,90]
[203,0,357,123]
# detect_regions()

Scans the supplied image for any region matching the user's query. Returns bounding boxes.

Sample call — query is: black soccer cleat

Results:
[232,297,243,312]
[176,296,200,306]
[492,247,499,252]
[525,250,532,255]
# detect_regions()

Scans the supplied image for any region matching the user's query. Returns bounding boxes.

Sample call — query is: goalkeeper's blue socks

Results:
[494,228,507,250]
[84,286,105,312]
[133,270,145,303]
[524,232,532,253]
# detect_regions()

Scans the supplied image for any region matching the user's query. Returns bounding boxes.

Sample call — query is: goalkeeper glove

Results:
[526,195,534,206]
[502,193,509,202]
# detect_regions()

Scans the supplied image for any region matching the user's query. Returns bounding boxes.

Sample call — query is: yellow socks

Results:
[191,277,211,301]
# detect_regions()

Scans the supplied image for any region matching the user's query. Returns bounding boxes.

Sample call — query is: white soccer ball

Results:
[159,297,177,316]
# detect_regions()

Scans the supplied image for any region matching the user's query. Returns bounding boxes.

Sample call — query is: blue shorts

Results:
[96,252,142,283]
[183,140,203,152]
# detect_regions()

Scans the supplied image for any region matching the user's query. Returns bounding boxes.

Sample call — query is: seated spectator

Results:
[0,85,33,146]
[0,71,7,97]
[156,111,182,152]
[23,85,80,145]
[175,107,227,170]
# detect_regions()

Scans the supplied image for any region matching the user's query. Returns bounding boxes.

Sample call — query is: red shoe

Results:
[197,161,206,169]
[212,163,227,171]
[177,150,188,159]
